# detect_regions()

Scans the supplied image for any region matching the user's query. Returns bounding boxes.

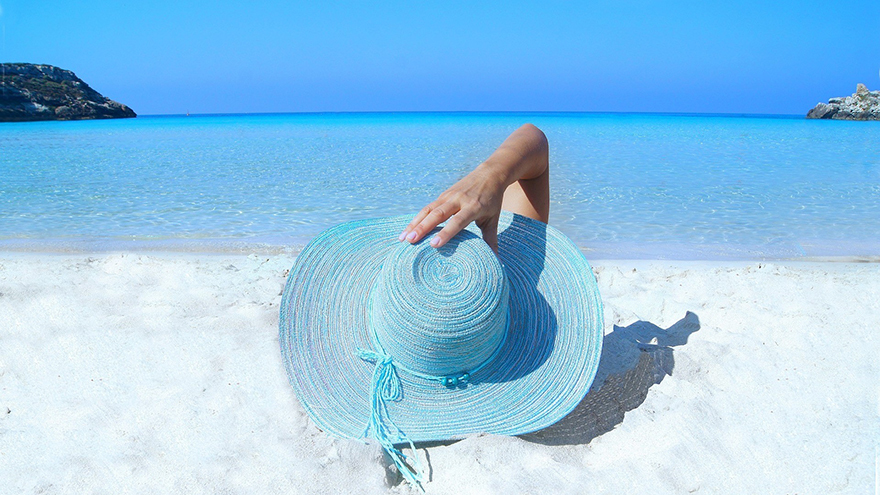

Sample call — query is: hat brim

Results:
[279,211,603,443]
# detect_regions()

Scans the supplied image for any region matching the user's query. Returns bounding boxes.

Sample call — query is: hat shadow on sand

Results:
[520,311,701,446]
[388,313,701,486]
[397,313,701,485]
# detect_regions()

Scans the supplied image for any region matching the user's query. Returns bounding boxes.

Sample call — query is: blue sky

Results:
[1,1,876,115]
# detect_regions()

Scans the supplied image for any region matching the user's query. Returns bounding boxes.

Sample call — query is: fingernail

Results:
[398,230,407,241]
[406,231,417,242]
[430,235,440,247]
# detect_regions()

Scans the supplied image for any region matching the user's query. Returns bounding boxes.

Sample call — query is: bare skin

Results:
[398,123,550,252]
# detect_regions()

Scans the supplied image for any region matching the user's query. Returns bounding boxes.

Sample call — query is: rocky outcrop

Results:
[0,63,136,122]
[807,83,880,120]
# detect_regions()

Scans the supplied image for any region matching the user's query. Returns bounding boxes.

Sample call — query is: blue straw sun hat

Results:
[279,211,603,487]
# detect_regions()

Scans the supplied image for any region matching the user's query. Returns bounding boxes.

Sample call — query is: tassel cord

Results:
[358,349,426,489]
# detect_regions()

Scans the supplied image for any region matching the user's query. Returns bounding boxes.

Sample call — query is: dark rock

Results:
[806,83,880,121]
[0,63,136,122]
[806,102,837,119]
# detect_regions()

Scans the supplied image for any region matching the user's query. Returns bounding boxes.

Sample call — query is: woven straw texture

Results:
[279,211,603,442]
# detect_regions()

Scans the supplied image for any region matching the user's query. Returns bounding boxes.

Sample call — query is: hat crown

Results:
[371,230,509,377]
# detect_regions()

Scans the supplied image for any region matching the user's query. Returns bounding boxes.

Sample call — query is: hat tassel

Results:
[358,348,427,490]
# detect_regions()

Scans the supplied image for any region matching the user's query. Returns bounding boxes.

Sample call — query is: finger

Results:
[407,203,460,244]
[431,211,475,248]
[399,203,440,241]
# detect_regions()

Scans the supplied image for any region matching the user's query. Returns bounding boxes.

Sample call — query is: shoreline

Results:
[1,242,878,263]
[2,250,879,264]
[1,253,877,493]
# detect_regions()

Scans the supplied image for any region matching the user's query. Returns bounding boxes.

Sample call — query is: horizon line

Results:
[138,110,807,119]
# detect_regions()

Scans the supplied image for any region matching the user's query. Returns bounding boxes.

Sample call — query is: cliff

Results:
[0,63,136,122]
[807,83,880,121]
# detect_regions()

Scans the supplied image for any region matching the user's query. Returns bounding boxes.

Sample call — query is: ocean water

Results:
[1,112,878,259]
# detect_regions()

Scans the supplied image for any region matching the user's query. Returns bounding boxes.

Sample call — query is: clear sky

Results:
[1,0,877,115]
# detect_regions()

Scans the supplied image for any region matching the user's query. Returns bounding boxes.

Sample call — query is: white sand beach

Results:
[1,253,877,494]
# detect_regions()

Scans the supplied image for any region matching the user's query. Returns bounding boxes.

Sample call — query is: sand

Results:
[0,253,877,494]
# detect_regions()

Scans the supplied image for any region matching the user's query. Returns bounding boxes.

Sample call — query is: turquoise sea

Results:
[1,112,878,259]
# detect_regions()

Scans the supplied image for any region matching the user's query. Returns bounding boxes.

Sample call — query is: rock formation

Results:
[0,63,136,122]
[807,83,880,120]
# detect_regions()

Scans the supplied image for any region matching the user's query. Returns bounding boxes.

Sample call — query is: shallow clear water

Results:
[1,112,878,258]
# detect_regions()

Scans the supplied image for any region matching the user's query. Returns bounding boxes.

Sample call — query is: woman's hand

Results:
[399,164,507,252]
[398,124,550,253]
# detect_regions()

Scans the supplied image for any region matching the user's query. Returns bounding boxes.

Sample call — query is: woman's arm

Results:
[399,123,550,252]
